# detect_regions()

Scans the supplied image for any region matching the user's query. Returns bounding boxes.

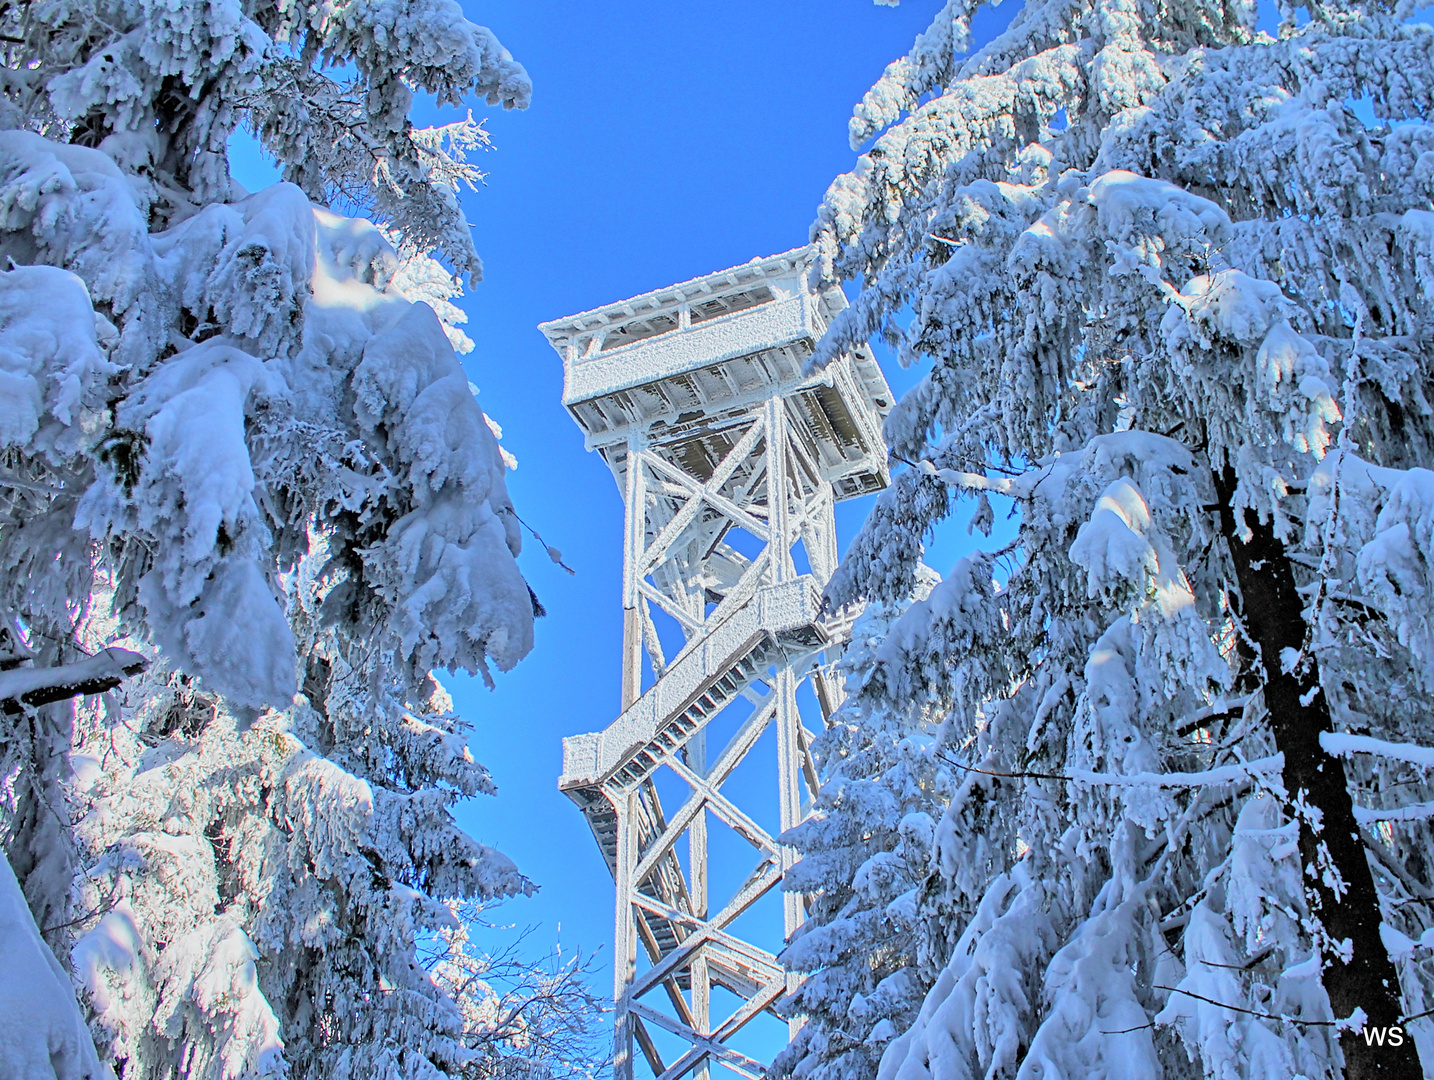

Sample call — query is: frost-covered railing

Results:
[559,576,827,790]
[564,295,815,405]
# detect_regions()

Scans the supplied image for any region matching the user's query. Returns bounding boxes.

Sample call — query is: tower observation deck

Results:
[540,247,891,1080]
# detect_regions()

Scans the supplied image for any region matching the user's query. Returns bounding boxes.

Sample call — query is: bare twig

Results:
[937,751,1068,783]
[1153,984,1338,1026]
[1100,1020,1158,1035]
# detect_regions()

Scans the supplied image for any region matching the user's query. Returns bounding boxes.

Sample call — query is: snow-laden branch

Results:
[1353,801,1434,825]
[938,751,1281,788]
[0,648,148,714]
[1320,732,1434,770]
[1153,984,1344,1028]
[0,852,106,1079]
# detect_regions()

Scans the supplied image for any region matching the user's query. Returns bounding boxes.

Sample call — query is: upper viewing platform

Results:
[538,245,892,500]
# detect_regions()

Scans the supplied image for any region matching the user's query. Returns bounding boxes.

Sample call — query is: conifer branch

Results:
[1152,985,1340,1027]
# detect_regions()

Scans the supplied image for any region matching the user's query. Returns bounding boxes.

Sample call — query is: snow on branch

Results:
[0,648,147,714]
[1154,984,1344,1028]
[1353,800,1434,825]
[1320,732,1434,769]
[0,851,107,1080]
[938,751,1281,788]
[0,643,148,1080]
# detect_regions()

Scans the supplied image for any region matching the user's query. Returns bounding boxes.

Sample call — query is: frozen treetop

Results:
[780,0,1434,1072]
[8,0,530,287]
[0,4,551,1079]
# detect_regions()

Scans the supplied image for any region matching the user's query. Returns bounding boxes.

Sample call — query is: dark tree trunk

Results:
[1214,467,1420,1079]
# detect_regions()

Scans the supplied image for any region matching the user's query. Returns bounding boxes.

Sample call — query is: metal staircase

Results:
[541,247,890,1080]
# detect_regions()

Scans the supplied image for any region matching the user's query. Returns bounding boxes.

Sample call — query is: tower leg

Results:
[775,666,806,1039]
[765,397,793,584]
[613,789,638,1080]
[621,440,647,710]
[689,729,711,1080]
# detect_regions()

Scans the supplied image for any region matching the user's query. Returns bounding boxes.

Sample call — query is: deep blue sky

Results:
[233,0,1009,1064]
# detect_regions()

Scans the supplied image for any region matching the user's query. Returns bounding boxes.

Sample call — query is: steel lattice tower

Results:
[540,247,891,1080]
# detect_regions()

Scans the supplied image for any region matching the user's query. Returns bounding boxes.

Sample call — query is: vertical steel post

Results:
[612,788,638,1080]
[688,728,711,1080]
[766,396,792,584]
[774,666,806,1039]
[621,438,646,710]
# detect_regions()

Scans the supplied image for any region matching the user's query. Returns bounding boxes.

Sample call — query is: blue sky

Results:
[232,0,1009,1065]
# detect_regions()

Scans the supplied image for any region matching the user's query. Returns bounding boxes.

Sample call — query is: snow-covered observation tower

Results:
[540,247,891,1080]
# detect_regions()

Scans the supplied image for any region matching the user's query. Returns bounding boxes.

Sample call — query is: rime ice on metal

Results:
[541,247,891,1080]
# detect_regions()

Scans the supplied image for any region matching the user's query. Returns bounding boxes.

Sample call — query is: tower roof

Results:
[538,244,892,501]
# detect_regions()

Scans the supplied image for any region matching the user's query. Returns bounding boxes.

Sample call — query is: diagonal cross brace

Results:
[643,451,770,546]
[664,753,777,857]
[631,857,783,948]
[638,418,767,578]
[628,918,783,1002]
[630,1001,767,1080]
[630,694,778,886]
[651,977,789,1080]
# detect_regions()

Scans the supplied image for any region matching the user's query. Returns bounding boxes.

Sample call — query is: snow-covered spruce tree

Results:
[774,568,945,1080]
[0,626,145,1080]
[795,0,1434,1076]
[0,3,550,1078]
